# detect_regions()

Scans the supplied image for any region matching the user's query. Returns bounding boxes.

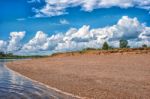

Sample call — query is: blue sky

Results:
[0,0,150,55]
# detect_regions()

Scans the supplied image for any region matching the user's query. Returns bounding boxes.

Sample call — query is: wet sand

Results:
[7,52,150,99]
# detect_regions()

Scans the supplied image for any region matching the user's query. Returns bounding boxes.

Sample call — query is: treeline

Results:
[0,52,13,57]
[78,39,149,54]
[0,52,47,59]
[102,39,148,50]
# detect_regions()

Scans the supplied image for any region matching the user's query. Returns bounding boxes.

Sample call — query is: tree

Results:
[102,42,109,50]
[142,44,147,48]
[119,39,128,48]
[0,52,5,57]
[7,53,13,56]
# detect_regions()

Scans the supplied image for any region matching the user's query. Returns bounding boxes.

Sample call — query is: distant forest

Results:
[0,52,47,59]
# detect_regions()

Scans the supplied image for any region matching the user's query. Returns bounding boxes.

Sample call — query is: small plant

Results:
[102,42,109,50]
[79,50,85,54]
[84,48,96,51]
[108,46,114,50]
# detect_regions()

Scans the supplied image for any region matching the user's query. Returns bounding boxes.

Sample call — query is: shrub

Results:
[142,44,147,48]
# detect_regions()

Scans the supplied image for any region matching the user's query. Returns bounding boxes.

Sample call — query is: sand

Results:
[6,52,150,99]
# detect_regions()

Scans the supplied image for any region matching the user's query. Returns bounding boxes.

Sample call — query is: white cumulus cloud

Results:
[0,16,150,55]
[53,16,150,52]
[21,31,64,53]
[60,19,69,25]
[0,40,7,52]
[21,16,150,54]
[0,32,25,53]
[22,31,48,52]
[7,32,25,52]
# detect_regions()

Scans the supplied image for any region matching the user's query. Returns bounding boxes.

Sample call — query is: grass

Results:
[51,47,150,57]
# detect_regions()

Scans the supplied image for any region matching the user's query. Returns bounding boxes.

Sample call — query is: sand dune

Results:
[7,51,150,99]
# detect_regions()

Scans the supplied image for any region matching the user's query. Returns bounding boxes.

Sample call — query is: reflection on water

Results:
[0,60,73,99]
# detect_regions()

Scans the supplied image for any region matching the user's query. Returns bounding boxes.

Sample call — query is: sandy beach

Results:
[6,51,150,99]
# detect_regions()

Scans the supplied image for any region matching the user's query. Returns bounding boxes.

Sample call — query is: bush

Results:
[102,42,109,50]
[142,44,147,48]
[119,39,128,48]
[84,48,97,50]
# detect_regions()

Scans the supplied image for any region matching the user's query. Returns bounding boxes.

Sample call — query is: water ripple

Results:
[0,61,75,99]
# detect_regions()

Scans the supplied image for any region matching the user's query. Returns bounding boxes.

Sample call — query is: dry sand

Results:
[7,52,150,99]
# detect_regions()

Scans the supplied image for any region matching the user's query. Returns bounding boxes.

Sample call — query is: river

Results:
[0,59,78,99]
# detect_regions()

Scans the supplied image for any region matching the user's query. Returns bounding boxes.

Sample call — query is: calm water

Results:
[0,59,75,99]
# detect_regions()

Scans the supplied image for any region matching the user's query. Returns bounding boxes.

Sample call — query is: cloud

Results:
[20,16,150,54]
[16,18,26,21]
[60,19,69,25]
[0,16,150,55]
[27,0,41,3]
[21,31,64,53]
[32,4,68,17]
[22,31,48,52]
[0,40,7,52]
[139,27,150,39]
[7,32,25,52]
[32,0,150,17]
[0,32,25,53]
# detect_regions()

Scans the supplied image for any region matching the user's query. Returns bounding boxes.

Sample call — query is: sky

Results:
[0,0,150,55]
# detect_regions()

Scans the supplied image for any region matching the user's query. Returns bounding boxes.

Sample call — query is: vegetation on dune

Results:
[142,44,147,48]
[51,39,149,56]
[102,42,113,50]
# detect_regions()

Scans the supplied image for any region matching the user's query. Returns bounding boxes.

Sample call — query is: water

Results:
[0,59,77,99]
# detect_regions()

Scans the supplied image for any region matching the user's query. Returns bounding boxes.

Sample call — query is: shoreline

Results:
[5,64,84,99]
[6,51,150,98]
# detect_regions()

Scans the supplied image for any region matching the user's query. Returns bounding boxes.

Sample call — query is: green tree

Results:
[0,52,5,57]
[8,53,13,56]
[142,44,147,48]
[102,42,109,50]
[119,39,128,48]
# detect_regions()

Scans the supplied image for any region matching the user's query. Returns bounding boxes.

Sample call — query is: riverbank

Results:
[0,55,47,59]
[6,49,150,99]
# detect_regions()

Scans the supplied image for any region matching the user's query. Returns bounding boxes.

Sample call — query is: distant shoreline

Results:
[0,55,48,59]
[1,47,150,59]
